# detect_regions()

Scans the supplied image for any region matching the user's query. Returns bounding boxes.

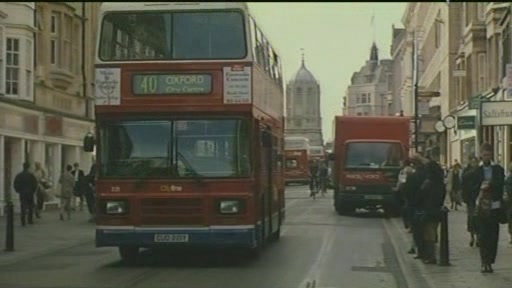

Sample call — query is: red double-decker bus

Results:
[284,137,310,185]
[84,2,285,263]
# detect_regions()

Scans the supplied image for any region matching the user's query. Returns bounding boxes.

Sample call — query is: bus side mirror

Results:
[83,132,95,152]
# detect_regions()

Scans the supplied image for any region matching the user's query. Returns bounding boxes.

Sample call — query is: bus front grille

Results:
[139,198,203,226]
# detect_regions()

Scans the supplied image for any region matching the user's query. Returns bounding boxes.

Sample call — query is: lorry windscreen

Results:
[345,142,402,169]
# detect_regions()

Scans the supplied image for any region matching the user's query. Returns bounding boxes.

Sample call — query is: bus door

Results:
[260,127,274,243]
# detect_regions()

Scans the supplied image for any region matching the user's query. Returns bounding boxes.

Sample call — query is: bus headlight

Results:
[105,200,128,215]
[219,200,241,215]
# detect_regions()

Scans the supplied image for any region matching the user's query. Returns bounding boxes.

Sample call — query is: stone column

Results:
[0,135,4,216]
[52,144,62,208]
[10,138,25,213]
[29,141,45,169]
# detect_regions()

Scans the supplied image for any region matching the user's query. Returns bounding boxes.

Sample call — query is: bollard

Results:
[438,205,450,266]
[4,201,14,252]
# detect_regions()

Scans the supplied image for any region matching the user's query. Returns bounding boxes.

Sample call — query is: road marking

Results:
[298,228,336,288]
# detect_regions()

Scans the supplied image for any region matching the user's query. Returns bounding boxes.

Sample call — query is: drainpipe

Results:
[33,3,37,103]
[82,2,88,119]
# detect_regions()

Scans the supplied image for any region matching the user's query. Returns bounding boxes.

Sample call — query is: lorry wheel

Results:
[335,202,354,215]
[119,246,139,265]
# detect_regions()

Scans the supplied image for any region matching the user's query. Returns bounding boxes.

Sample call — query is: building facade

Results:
[0,2,100,215]
[449,3,512,168]
[400,2,462,163]
[285,56,323,146]
[390,25,406,116]
[344,43,393,117]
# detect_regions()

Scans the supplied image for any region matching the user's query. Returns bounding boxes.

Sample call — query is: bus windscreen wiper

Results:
[177,152,203,183]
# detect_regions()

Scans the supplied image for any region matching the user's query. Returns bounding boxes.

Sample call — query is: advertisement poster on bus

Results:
[223,66,251,104]
[95,68,121,105]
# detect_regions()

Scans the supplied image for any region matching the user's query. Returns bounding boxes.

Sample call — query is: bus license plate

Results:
[154,234,189,243]
[365,195,383,200]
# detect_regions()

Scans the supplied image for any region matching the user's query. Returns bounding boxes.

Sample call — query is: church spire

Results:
[370,42,379,62]
[301,48,305,66]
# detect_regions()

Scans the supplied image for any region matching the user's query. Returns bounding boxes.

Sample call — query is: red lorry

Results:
[329,116,410,216]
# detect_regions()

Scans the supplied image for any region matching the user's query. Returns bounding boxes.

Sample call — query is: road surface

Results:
[0,185,408,288]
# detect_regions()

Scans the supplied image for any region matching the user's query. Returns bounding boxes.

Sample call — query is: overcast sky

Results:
[248,2,407,141]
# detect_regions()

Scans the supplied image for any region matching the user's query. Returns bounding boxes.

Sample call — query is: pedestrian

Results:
[395,158,414,230]
[71,162,86,211]
[405,154,428,260]
[505,162,512,244]
[318,161,329,195]
[58,165,75,220]
[475,143,505,273]
[308,160,319,197]
[461,156,481,247]
[420,154,446,265]
[85,158,97,222]
[33,162,48,218]
[13,162,38,226]
[446,163,463,210]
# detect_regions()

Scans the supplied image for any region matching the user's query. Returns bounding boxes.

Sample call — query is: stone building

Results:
[452,3,512,168]
[390,25,406,116]
[344,43,393,117]
[0,2,101,214]
[400,2,462,163]
[285,55,323,146]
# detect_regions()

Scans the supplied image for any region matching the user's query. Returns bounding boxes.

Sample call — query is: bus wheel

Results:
[270,227,281,242]
[119,246,139,265]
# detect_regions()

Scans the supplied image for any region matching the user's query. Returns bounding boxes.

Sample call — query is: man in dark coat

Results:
[71,162,86,211]
[421,155,446,264]
[405,155,428,260]
[474,143,505,273]
[13,162,38,226]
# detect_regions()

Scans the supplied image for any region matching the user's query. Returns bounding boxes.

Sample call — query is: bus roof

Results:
[100,2,248,13]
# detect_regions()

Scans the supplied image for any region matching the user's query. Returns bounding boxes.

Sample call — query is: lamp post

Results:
[412,30,441,152]
[413,30,419,152]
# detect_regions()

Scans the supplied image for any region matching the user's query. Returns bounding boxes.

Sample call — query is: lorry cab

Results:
[331,116,410,216]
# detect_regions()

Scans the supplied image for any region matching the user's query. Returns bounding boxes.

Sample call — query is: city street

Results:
[0,186,408,288]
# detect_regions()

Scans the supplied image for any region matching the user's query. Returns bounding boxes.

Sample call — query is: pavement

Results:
[1,186,511,288]
[0,209,95,266]
[384,204,512,288]
[0,185,408,288]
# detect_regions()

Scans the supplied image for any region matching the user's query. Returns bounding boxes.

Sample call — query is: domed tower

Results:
[285,51,323,146]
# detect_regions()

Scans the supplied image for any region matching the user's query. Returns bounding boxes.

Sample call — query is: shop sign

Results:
[480,101,512,126]
[470,94,491,110]
[457,115,476,130]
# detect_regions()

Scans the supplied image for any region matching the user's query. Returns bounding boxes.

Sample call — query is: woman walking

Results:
[475,143,505,273]
[447,163,463,210]
[461,156,480,247]
[58,165,75,220]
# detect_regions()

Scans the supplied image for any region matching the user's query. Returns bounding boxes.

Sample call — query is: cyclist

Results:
[318,161,329,196]
[308,160,320,197]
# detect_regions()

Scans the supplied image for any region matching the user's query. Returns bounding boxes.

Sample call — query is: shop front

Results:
[0,101,94,215]
[480,100,512,168]
[457,114,477,166]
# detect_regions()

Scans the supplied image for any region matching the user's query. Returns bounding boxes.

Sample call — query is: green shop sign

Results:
[457,115,476,130]
[469,94,489,110]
